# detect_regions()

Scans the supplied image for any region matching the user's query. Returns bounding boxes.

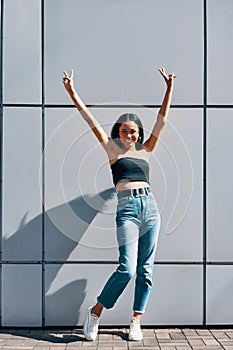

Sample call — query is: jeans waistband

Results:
[117,187,151,199]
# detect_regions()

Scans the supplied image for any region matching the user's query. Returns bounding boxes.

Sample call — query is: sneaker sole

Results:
[128,334,143,341]
[83,323,97,341]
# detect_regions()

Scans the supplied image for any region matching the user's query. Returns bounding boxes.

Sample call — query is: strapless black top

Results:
[110,157,150,187]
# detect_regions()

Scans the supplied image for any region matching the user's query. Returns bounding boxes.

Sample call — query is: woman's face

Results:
[118,121,140,150]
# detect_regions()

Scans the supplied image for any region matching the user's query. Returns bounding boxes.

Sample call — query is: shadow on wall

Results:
[46,279,87,326]
[2,188,116,325]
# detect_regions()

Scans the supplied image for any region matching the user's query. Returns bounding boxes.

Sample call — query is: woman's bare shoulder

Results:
[105,139,121,163]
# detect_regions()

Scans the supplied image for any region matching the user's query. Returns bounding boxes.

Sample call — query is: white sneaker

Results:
[83,306,99,341]
[128,317,143,341]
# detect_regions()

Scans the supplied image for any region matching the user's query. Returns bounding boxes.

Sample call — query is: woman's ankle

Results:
[91,303,103,318]
[132,312,142,322]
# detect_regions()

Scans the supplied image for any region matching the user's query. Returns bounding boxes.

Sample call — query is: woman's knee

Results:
[117,264,136,281]
[136,270,153,288]
[137,264,154,280]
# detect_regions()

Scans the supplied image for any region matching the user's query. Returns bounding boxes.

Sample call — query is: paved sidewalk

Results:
[0,327,233,350]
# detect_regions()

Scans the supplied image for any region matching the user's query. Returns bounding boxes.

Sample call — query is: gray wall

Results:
[0,0,233,326]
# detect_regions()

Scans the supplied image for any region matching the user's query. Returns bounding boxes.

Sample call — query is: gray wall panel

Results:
[2,265,42,326]
[44,108,117,260]
[45,0,203,105]
[45,264,89,326]
[155,109,203,262]
[44,108,202,262]
[207,110,233,261]
[3,0,41,103]
[2,108,42,260]
[144,265,203,325]
[207,0,233,104]
[207,266,233,325]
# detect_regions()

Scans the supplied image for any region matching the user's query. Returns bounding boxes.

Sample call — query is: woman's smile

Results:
[119,121,140,148]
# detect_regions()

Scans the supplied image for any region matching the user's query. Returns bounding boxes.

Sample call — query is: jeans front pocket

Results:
[116,196,137,227]
[141,192,161,224]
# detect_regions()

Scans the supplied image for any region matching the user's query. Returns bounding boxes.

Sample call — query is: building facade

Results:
[0,0,233,326]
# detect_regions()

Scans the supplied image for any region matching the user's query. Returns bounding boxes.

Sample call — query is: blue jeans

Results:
[97,191,161,313]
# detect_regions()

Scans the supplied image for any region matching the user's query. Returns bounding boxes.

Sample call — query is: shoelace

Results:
[130,319,140,331]
[90,314,99,331]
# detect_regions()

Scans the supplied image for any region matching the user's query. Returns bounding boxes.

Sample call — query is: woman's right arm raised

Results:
[62,70,109,148]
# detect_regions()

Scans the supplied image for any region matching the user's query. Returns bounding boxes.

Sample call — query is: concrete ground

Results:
[0,327,233,350]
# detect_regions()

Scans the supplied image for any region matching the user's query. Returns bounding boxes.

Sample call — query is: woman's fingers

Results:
[62,70,73,85]
[63,70,73,80]
[62,69,74,90]
[63,72,68,82]
[62,76,70,83]
[158,67,176,81]
[158,67,168,79]
[158,67,165,75]
[168,73,177,79]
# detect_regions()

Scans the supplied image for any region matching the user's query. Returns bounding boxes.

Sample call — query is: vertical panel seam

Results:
[0,0,4,327]
[203,0,207,326]
[41,0,45,328]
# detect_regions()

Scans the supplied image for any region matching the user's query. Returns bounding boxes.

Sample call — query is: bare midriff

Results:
[116,180,149,191]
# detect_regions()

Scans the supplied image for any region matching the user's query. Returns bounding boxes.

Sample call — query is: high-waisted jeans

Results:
[97,191,161,313]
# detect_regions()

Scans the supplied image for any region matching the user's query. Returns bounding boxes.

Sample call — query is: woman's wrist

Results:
[67,86,76,96]
[166,83,174,91]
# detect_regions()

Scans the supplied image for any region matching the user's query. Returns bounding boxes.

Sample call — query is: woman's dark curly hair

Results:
[111,113,144,149]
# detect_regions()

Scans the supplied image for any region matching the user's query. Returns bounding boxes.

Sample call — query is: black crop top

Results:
[110,157,150,186]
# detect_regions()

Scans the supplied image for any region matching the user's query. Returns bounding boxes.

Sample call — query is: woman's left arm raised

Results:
[143,67,176,152]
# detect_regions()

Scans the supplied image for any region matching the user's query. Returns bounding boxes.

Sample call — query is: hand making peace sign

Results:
[158,67,176,88]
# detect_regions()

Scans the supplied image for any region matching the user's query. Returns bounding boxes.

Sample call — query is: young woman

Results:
[62,67,176,341]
